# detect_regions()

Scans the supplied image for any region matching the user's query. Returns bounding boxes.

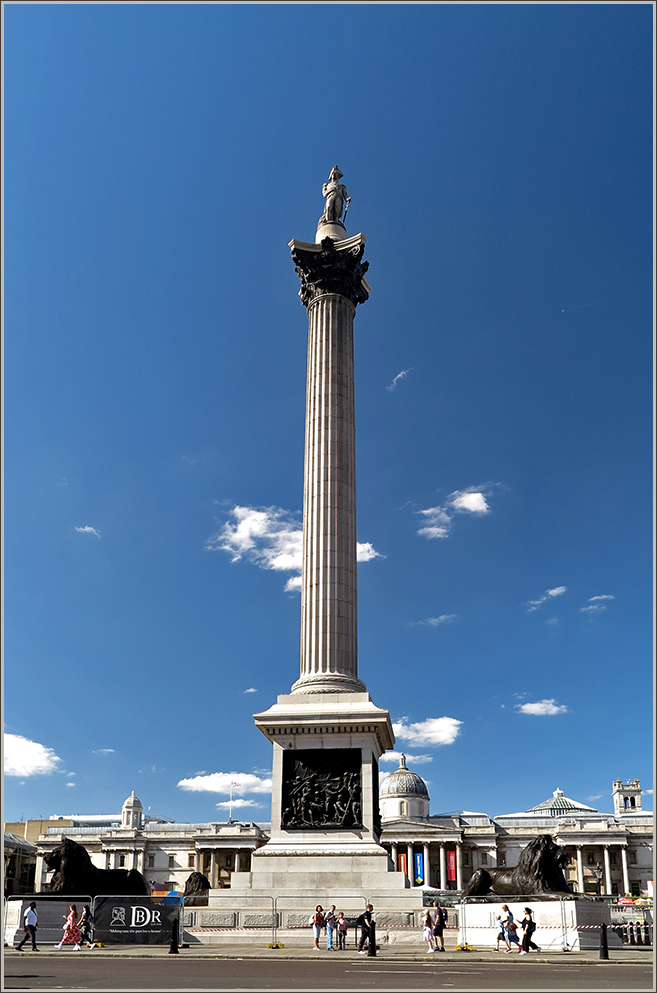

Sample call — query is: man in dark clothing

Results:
[358,904,373,953]
[17,902,39,952]
[432,901,447,952]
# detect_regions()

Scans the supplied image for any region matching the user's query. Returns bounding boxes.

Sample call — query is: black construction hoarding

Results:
[93,896,179,944]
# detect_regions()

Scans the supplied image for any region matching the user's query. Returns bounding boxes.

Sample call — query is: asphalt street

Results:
[3,953,654,992]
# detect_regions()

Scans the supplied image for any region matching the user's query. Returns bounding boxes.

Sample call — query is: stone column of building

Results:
[439,845,446,891]
[423,842,430,886]
[195,850,201,873]
[621,846,630,896]
[234,850,241,873]
[289,233,370,694]
[391,842,398,870]
[34,853,45,893]
[407,843,414,885]
[210,850,217,888]
[603,846,612,896]
[456,843,463,891]
[576,846,584,893]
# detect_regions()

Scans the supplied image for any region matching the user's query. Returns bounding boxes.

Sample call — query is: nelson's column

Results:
[230,170,413,900]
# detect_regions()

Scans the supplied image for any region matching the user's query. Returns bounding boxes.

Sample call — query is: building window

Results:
[610,854,617,866]
[148,855,155,868]
[119,855,126,868]
[611,882,619,895]
[587,853,595,866]
[399,801,407,816]
[462,851,469,865]
[631,881,641,897]
[630,851,637,865]
[168,856,175,869]
[188,854,195,868]
[480,853,488,866]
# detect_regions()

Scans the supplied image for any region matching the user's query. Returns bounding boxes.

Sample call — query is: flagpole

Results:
[229,782,233,822]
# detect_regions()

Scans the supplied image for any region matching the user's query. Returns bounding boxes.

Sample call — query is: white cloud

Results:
[4,733,62,776]
[589,595,614,602]
[380,751,433,765]
[386,368,413,391]
[177,772,273,795]
[393,717,462,746]
[516,699,569,716]
[357,542,384,562]
[65,782,76,787]
[416,614,459,626]
[451,492,489,514]
[75,525,101,538]
[418,486,493,540]
[526,586,568,611]
[215,799,261,809]
[243,687,258,694]
[580,604,605,614]
[206,504,382,590]
[545,617,560,626]
[92,748,116,754]
[643,789,653,795]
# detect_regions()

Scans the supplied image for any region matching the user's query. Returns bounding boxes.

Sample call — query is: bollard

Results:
[637,921,644,945]
[643,922,651,947]
[169,917,179,954]
[367,920,377,957]
[629,922,636,945]
[599,922,609,960]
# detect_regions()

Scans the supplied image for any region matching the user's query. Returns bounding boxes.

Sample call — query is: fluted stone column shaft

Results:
[297,293,358,687]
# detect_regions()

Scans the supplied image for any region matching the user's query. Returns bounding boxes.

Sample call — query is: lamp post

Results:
[594,862,604,896]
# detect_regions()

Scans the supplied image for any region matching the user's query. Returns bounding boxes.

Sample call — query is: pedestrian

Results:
[337,912,348,950]
[324,904,336,950]
[77,904,95,949]
[432,901,447,952]
[311,905,324,951]
[500,905,520,953]
[519,907,540,955]
[16,901,39,952]
[422,910,435,953]
[493,913,510,952]
[55,904,83,950]
[357,904,373,953]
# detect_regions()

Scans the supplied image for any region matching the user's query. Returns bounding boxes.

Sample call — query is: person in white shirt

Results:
[17,902,39,952]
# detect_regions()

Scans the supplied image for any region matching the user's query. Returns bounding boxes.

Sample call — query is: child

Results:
[422,910,435,953]
[337,912,348,950]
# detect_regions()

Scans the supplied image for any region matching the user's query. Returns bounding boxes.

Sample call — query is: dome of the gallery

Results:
[380,754,429,798]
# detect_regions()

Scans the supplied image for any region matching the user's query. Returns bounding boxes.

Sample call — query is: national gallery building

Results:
[6,768,652,900]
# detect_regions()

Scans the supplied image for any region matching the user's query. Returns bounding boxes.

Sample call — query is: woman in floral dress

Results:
[55,904,83,950]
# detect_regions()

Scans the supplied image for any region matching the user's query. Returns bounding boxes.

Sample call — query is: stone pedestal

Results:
[244,691,407,894]
[459,898,622,951]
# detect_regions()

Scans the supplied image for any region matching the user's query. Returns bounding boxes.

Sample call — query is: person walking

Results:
[16,902,39,952]
[337,912,348,950]
[357,904,373,953]
[493,914,510,952]
[55,904,83,950]
[432,901,447,952]
[519,907,540,955]
[324,905,336,950]
[500,905,521,953]
[311,905,324,951]
[422,910,435,953]
[77,904,95,949]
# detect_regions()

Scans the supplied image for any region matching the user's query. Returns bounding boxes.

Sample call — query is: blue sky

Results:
[4,4,653,825]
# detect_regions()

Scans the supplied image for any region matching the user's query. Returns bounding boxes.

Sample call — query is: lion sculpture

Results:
[43,837,149,896]
[463,834,572,896]
[183,871,212,906]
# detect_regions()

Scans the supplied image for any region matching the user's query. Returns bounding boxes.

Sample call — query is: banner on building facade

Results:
[447,849,456,882]
[414,852,424,886]
[398,852,407,875]
[93,897,179,944]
